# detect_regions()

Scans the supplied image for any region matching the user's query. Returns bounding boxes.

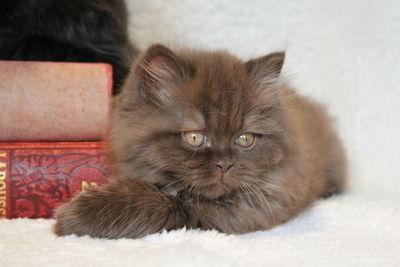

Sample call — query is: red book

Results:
[0,142,109,219]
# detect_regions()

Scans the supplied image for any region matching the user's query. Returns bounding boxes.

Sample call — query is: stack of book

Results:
[0,61,112,218]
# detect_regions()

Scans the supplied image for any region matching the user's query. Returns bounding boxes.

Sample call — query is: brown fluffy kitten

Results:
[54,44,346,239]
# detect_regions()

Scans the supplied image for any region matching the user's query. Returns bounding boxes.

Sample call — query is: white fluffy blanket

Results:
[2,0,400,266]
[1,194,399,266]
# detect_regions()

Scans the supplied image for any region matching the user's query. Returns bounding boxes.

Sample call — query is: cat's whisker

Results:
[241,178,278,225]
[260,180,299,204]
[252,185,278,225]
[240,181,256,208]
[161,178,183,193]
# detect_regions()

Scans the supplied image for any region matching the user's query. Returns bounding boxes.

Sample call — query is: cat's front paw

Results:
[53,178,187,239]
[53,195,88,237]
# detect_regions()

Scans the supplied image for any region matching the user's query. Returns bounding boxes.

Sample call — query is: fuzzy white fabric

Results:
[1,194,399,266]
[1,0,400,266]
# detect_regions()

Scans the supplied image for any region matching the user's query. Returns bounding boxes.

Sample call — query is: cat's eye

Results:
[235,133,255,148]
[183,131,206,147]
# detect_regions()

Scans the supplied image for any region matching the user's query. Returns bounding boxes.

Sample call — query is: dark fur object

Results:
[0,0,135,94]
[54,44,347,239]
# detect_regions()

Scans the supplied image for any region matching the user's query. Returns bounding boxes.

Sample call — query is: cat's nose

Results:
[216,161,234,173]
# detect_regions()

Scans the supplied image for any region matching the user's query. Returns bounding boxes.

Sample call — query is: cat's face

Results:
[111,45,287,200]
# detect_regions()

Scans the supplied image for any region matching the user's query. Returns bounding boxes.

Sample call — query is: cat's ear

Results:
[134,44,190,102]
[245,52,285,87]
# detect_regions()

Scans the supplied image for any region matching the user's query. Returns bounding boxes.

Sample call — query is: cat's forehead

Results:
[189,52,254,102]
[179,55,257,133]
[169,51,279,136]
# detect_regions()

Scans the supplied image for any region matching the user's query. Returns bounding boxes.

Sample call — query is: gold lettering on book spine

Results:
[81,181,98,192]
[0,152,7,218]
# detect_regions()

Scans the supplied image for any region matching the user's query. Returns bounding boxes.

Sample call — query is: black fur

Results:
[0,0,136,94]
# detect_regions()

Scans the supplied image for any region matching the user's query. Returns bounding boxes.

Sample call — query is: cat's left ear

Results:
[245,52,285,87]
[133,44,193,103]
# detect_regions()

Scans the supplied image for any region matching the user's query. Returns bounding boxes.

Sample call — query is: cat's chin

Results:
[197,183,234,200]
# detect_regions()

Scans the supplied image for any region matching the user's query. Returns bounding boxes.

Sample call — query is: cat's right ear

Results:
[245,52,285,88]
[132,44,190,103]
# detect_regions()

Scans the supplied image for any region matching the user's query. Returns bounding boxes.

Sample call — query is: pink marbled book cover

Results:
[0,61,113,141]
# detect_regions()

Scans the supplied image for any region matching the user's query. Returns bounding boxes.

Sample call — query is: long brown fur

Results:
[54,44,346,239]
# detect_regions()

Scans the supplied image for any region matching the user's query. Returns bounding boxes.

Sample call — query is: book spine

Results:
[0,142,109,218]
